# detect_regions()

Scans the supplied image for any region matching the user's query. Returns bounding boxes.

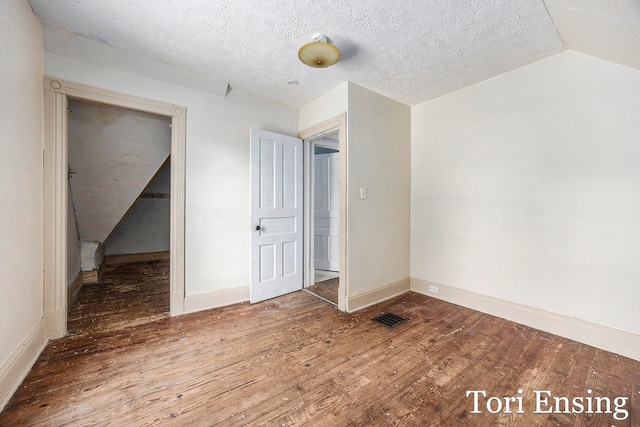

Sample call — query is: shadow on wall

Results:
[104,158,171,257]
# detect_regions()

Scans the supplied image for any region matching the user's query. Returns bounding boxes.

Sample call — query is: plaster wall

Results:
[543,0,640,70]
[45,53,299,296]
[104,199,170,256]
[0,0,44,371]
[104,161,171,256]
[146,159,171,193]
[67,99,171,245]
[346,83,411,297]
[411,50,640,336]
[67,183,81,284]
[300,82,412,304]
[298,83,348,131]
[80,241,103,271]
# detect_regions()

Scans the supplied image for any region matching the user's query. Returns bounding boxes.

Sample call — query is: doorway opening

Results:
[300,113,347,311]
[43,77,186,339]
[304,134,340,306]
[65,98,172,334]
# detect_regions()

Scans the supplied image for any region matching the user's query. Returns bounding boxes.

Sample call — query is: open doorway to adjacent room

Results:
[43,77,186,339]
[65,99,172,335]
[250,115,346,310]
[304,131,340,306]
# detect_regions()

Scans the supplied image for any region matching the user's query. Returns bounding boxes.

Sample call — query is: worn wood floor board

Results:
[342,319,492,424]
[8,270,330,424]
[322,307,491,426]
[455,331,543,426]
[80,302,352,426]
[461,331,556,427]
[104,296,410,422]
[388,316,512,426]
[249,293,458,425]
[418,322,525,426]
[249,323,432,427]
[25,306,336,426]
[389,326,516,425]
[491,334,568,426]
[371,312,496,393]
[106,314,368,426]
[67,260,170,336]
[385,326,536,425]
[12,294,327,414]
[305,277,339,305]
[192,303,433,425]
[2,287,639,426]
[579,349,632,427]
[557,341,603,427]
[109,305,382,426]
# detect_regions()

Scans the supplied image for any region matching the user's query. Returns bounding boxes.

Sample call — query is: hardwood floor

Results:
[305,277,339,305]
[67,259,170,335]
[1,290,638,426]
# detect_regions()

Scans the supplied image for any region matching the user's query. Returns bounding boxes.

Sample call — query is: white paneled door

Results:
[314,152,340,271]
[250,129,303,303]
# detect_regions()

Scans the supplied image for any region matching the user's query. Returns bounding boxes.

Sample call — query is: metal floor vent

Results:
[372,312,408,329]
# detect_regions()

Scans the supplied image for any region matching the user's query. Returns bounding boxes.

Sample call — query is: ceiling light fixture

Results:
[298,33,340,68]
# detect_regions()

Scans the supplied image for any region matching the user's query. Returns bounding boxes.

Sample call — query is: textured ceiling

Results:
[29,0,568,107]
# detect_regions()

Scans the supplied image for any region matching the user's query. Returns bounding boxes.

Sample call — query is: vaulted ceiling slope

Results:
[28,0,640,107]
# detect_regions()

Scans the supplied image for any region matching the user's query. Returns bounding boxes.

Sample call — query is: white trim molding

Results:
[348,277,410,313]
[183,286,250,314]
[299,113,348,312]
[0,320,47,412]
[411,277,640,361]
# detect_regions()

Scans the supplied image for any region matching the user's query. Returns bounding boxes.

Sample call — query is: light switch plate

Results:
[360,187,367,200]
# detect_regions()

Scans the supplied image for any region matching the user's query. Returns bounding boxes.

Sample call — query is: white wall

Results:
[104,199,170,256]
[299,83,348,131]
[105,161,171,256]
[0,0,45,402]
[411,50,640,337]
[346,83,411,299]
[67,99,171,245]
[67,182,81,283]
[44,53,299,297]
[300,82,412,309]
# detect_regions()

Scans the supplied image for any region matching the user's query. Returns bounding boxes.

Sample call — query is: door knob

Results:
[255,225,261,231]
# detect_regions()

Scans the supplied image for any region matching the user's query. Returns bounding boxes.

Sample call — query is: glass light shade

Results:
[298,41,340,68]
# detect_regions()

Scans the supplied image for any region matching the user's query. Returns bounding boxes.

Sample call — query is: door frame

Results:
[299,113,347,311]
[43,77,186,338]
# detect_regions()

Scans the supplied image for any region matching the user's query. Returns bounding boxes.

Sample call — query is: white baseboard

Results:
[348,277,411,313]
[183,286,250,314]
[411,277,640,361]
[81,260,105,284]
[170,291,185,317]
[44,308,65,339]
[104,251,170,265]
[0,319,47,412]
[67,272,83,304]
